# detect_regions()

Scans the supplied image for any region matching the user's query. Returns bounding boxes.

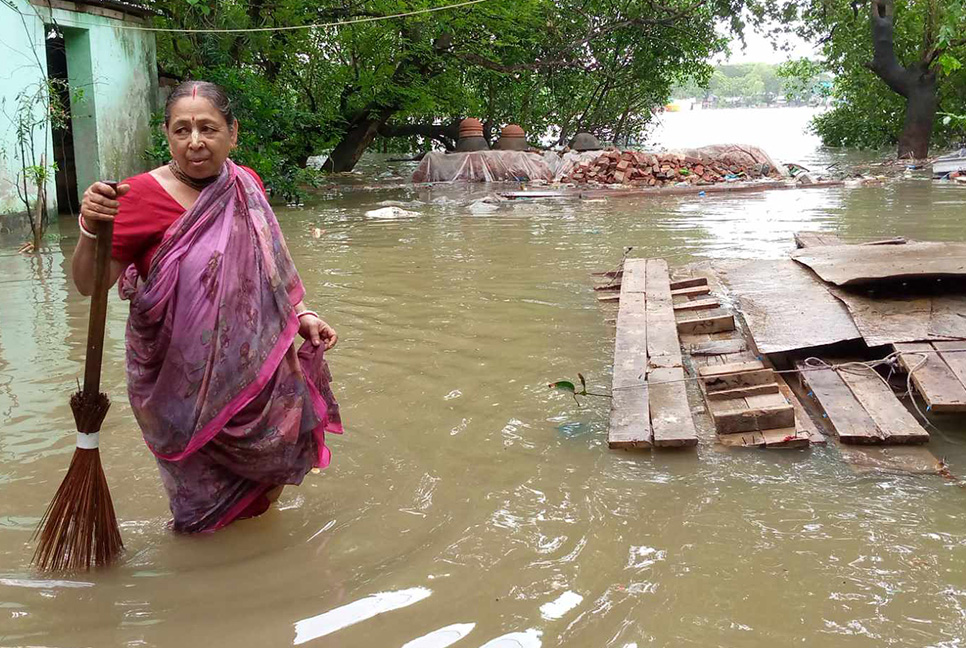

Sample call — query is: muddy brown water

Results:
[4,111,966,647]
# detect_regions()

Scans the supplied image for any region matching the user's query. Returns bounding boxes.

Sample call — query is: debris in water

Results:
[365,206,420,219]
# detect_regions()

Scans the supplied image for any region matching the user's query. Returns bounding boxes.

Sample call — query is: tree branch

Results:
[865,0,914,97]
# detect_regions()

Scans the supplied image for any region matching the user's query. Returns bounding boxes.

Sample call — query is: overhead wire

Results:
[23,0,493,34]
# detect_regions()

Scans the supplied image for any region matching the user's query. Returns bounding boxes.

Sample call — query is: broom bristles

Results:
[32,448,123,571]
[32,390,123,571]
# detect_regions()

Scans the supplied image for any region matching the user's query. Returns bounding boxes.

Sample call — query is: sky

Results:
[718,26,819,65]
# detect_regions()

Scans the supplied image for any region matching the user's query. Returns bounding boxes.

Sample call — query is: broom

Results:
[32,182,123,571]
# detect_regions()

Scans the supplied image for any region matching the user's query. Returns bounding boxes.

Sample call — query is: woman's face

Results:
[165,95,238,179]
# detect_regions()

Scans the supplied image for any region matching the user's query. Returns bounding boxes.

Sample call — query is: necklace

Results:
[168,159,220,191]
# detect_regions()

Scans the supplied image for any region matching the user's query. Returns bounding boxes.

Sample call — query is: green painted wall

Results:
[0,0,157,227]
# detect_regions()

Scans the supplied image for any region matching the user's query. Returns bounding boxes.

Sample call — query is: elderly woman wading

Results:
[72,81,342,533]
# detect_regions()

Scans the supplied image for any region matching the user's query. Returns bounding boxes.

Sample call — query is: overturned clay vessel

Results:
[570,132,602,152]
[494,124,528,151]
[456,118,490,152]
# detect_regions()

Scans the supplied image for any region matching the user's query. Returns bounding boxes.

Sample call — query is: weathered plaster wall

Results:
[0,2,50,227]
[0,0,157,228]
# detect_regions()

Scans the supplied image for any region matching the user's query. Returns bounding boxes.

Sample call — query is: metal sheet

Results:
[791,242,966,286]
[722,260,861,354]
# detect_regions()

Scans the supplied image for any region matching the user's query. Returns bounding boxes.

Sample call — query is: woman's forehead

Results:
[168,96,225,123]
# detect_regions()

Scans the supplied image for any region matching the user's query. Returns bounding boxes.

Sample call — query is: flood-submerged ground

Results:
[2,108,966,647]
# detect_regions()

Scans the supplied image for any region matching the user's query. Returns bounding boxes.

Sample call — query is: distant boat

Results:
[933,147,966,177]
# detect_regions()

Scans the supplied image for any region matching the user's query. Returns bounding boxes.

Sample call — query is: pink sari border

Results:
[149,313,301,462]
[209,483,272,533]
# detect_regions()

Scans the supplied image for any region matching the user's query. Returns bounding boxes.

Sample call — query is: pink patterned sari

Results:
[119,160,342,532]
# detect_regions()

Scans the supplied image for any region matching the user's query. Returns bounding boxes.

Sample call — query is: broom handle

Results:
[82,182,116,397]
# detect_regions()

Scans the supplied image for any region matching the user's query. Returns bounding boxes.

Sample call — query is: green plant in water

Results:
[548,373,611,406]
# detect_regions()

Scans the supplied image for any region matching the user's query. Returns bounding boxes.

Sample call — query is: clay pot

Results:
[456,117,489,152]
[458,117,484,138]
[570,132,601,152]
[494,124,527,151]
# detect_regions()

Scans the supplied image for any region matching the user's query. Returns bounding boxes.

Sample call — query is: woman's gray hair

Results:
[163,81,235,128]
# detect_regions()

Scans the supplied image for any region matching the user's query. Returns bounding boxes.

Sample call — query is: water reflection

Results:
[400,622,476,648]
[294,587,432,644]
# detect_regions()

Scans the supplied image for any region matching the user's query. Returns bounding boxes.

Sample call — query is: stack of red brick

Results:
[564,150,778,186]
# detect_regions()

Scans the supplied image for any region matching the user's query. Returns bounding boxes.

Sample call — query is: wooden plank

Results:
[793,232,904,250]
[608,386,651,449]
[760,428,810,449]
[609,267,651,449]
[669,277,708,290]
[688,339,747,356]
[676,312,735,335]
[837,368,930,444]
[594,283,621,292]
[709,397,795,434]
[838,445,950,476]
[612,294,646,389]
[704,368,776,392]
[707,383,780,400]
[647,367,698,447]
[797,364,883,444]
[597,293,620,303]
[794,231,844,249]
[932,341,966,390]
[699,361,766,377]
[717,431,766,448]
[673,298,719,312]
[775,374,825,445]
[644,259,682,370]
[895,342,966,413]
[744,391,792,409]
[791,241,966,287]
[620,259,647,293]
[670,285,710,298]
[723,259,861,354]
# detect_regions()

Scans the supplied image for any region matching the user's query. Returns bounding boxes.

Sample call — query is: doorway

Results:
[44,26,98,215]
[45,28,77,215]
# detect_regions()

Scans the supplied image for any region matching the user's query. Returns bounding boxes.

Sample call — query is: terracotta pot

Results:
[457,118,488,151]
[494,124,527,151]
[456,136,489,152]
[458,117,484,138]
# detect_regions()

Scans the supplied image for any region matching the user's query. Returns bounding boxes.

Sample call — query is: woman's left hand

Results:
[299,314,338,350]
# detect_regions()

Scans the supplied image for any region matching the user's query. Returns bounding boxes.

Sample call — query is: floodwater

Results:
[3,107,966,647]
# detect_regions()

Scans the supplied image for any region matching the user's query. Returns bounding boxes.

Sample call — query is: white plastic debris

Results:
[364,206,420,219]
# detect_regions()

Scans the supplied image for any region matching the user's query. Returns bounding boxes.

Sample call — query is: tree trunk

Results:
[867,0,937,158]
[322,33,450,172]
[897,71,937,159]
[322,107,395,173]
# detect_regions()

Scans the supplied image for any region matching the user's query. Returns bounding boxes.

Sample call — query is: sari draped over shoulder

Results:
[119,160,342,532]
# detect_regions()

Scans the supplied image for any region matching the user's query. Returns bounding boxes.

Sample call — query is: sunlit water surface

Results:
[2,108,966,647]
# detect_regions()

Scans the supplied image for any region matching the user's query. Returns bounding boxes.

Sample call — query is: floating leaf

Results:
[577,373,587,395]
[548,380,576,393]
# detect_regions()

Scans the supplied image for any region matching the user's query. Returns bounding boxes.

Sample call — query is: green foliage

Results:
[760,0,966,151]
[146,0,751,175]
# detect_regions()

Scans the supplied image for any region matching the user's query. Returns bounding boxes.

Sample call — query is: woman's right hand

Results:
[80,181,131,226]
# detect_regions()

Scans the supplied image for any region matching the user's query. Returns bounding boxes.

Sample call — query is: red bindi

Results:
[192,85,197,99]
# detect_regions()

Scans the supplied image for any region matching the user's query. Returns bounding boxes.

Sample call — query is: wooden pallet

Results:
[797,360,929,444]
[893,342,966,413]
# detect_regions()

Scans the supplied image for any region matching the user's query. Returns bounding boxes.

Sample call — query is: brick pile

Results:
[564,150,779,186]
